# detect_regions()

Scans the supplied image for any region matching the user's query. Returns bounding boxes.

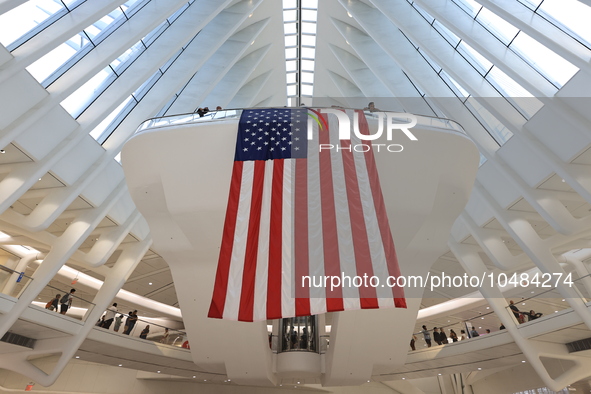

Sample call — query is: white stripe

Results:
[349,111,394,308]
[307,115,327,315]
[223,162,254,320]
[329,111,361,311]
[282,159,295,318]
[253,162,273,321]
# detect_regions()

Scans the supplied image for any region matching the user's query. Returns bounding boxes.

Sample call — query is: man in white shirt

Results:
[102,303,118,329]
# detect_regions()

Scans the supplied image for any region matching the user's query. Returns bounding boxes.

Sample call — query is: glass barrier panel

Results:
[36,283,96,321]
[94,312,188,348]
[0,265,33,299]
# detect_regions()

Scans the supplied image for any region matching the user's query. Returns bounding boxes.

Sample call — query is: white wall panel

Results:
[13,108,78,161]
[51,137,105,185]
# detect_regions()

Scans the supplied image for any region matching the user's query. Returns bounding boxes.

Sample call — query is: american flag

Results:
[208,108,406,322]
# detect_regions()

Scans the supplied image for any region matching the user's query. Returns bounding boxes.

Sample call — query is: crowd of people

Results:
[411,300,544,351]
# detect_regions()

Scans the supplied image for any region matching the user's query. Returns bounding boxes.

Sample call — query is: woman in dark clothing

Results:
[124,310,138,335]
[449,329,458,342]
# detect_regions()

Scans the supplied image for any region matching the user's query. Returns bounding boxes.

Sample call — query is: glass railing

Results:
[135,107,466,136]
[0,265,34,299]
[504,273,591,325]
[36,283,96,321]
[95,312,188,348]
[412,308,501,350]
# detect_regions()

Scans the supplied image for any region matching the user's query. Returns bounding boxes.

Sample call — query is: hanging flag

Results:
[208,108,406,322]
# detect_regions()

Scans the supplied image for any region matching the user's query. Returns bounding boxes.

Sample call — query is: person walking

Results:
[45,294,60,311]
[59,289,76,315]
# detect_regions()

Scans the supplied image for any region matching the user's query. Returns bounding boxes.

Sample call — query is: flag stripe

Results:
[223,162,255,320]
[253,162,274,322]
[357,112,406,305]
[294,158,311,317]
[238,160,266,322]
[208,161,244,319]
[318,113,344,312]
[338,137,379,308]
[267,160,284,319]
[281,160,295,318]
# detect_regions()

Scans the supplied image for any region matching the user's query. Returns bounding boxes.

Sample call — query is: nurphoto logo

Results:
[308,108,418,153]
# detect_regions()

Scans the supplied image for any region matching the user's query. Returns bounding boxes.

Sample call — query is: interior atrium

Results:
[1,0,591,393]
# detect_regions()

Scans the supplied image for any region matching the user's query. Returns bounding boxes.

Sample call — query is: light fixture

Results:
[347,11,352,17]
[0,150,5,153]
[149,282,152,285]
[157,371,160,373]
[438,373,442,376]
[402,378,405,380]
[118,364,122,367]
[192,376,196,378]
[522,361,526,363]
[75,356,80,359]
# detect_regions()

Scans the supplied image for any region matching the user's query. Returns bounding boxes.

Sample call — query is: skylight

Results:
[282,0,318,105]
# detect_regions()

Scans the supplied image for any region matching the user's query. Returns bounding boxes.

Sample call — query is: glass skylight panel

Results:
[451,0,483,18]
[286,73,297,84]
[302,22,316,34]
[285,35,297,47]
[301,47,315,59]
[26,33,91,85]
[516,0,544,11]
[301,35,316,46]
[440,70,470,98]
[301,84,314,96]
[476,8,519,45]
[285,48,297,59]
[0,0,66,48]
[301,9,317,21]
[142,21,168,47]
[510,32,579,88]
[286,60,297,72]
[287,85,297,96]
[301,60,315,72]
[284,22,297,35]
[167,3,189,23]
[538,0,591,48]
[301,72,314,84]
[61,67,116,118]
[486,66,543,119]
[89,96,134,141]
[302,0,318,8]
[457,41,493,76]
[465,97,514,145]
[412,3,435,24]
[284,10,297,22]
[418,48,442,73]
[433,20,461,47]
[283,0,297,9]
[110,41,146,76]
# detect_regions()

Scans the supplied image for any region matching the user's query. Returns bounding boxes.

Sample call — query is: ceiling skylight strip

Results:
[282,0,317,105]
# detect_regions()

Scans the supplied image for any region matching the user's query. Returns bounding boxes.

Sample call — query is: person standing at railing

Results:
[139,325,150,339]
[102,303,118,330]
[160,328,169,344]
[439,328,448,344]
[410,334,417,351]
[124,310,138,335]
[421,325,432,347]
[449,329,458,342]
[114,314,124,332]
[59,289,76,315]
[45,294,60,311]
[433,327,442,345]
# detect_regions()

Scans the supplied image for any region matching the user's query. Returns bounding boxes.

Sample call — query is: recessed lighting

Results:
[75,356,80,359]
[486,307,489,309]
[0,150,5,153]
[402,378,405,380]
[531,291,535,294]
[555,311,558,313]
[118,364,122,367]
[38,178,42,181]
[157,371,160,373]
[228,379,231,382]
[478,368,482,370]
[438,373,442,376]
[481,317,484,319]
[479,326,482,329]
[149,282,152,285]
[561,179,566,182]
[562,299,566,302]
[522,303,526,305]
[522,361,526,363]
[192,376,195,378]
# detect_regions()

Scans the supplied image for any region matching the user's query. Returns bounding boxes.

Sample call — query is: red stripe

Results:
[238,161,266,322]
[208,161,244,319]
[339,119,379,309]
[294,158,311,316]
[356,110,406,307]
[267,159,284,319]
[319,114,344,312]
